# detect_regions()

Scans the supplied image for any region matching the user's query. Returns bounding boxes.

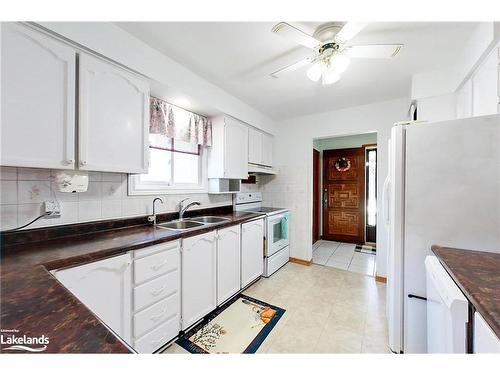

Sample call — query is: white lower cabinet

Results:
[217,225,241,305]
[53,253,133,344]
[241,219,264,288]
[132,240,181,353]
[474,312,500,353]
[182,231,217,330]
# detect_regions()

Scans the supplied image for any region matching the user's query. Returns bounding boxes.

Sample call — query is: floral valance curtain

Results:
[149,96,212,147]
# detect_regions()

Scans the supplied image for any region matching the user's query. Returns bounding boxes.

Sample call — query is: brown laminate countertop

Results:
[431,245,500,338]
[0,211,265,353]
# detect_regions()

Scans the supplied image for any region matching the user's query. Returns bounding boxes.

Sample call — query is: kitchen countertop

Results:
[431,245,500,338]
[0,210,265,353]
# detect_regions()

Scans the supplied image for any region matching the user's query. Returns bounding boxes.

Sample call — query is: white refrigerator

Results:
[384,114,500,353]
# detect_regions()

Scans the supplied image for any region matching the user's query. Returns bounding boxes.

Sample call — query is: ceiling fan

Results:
[270,22,403,85]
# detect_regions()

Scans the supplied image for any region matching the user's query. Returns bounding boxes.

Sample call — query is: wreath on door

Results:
[334,157,351,172]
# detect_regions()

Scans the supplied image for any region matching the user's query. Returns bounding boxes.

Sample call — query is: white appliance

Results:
[425,256,468,353]
[234,192,290,277]
[384,114,500,353]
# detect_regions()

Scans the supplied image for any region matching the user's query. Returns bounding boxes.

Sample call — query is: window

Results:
[128,133,207,195]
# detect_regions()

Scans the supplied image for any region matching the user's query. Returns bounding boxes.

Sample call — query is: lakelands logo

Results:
[1,329,49,352]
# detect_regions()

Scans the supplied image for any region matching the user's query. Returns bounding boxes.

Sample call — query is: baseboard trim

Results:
[375,275,387,284]
[289,257,312,266]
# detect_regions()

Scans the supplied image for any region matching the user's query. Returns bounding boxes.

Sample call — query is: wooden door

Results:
[312,149,320,244]
[78,52,149,173]
[1,23,76,169]
[217,225,241,305]
[182,231,217,330]
[322,147,365,243]
[241,219,264,288]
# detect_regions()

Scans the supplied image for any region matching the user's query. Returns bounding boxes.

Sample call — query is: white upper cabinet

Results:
[78,52,150,173]
[1,23,77,169]
[261,133,273,167]
[248,127,273,167]
[472,45,499,117]
[208,115,249,179]
[248,127,263,164]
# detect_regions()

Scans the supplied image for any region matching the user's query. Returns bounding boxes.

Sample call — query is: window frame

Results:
[128,142,208,196]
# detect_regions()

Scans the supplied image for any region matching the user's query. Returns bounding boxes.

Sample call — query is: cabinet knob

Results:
[80,160,87,166]
[65,159,74,165]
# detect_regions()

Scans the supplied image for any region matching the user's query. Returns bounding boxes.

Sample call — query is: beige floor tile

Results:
[164,260,389,354]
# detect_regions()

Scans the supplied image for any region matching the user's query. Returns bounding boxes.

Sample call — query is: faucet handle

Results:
[178,198,190,209]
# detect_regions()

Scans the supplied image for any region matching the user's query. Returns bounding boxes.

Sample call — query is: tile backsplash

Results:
[0,167,241,231]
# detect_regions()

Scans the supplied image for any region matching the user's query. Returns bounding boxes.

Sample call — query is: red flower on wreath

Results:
[334,157,351,172]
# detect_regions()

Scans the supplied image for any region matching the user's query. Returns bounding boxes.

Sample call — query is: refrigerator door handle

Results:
[382,175,391,229]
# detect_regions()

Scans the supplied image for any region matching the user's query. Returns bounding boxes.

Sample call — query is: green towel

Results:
[281,212,289,240]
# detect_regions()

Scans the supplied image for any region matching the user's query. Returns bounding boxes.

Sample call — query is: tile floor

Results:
[163,262,390,354]
[312,240,376,276]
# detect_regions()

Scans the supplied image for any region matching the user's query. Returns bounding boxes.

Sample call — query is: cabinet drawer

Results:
[134,245,180,285]
[134,291,180,339]
[134,271,179,312]
[133,240,180,259]
[133,315,179,353]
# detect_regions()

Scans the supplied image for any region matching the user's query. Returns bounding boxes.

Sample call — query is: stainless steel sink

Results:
[189,216,230,224]
[157,220,205,230]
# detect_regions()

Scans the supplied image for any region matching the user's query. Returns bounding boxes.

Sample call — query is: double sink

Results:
[156,216,229,231]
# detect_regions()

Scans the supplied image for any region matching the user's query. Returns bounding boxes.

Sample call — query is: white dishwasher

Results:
[425,256,469,353]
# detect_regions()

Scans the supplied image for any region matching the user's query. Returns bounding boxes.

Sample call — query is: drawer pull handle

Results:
[151,285,166,297]
[151,259,168,272]
[150,308,168,322]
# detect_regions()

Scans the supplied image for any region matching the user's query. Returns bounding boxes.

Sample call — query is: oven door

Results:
[266,212,290,257]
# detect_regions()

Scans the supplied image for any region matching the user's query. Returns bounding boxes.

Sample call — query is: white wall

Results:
[33,22,277,135]
[411,22,500,100]
[271,98,409,276]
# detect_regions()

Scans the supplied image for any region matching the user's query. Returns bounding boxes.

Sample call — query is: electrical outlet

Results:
[44,200,61,217]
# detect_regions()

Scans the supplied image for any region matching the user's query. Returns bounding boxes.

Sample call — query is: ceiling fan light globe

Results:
[306,61,323,82]
[322,70,340,85]
[331,53,350,74]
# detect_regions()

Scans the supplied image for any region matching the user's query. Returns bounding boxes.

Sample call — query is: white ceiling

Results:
[116,22,479,120]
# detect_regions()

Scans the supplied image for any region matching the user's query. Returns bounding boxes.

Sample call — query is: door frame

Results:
[363,143,377,245]
[322,147,366,244]
[312,149,320,244]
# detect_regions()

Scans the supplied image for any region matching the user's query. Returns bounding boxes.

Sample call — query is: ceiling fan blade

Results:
[271,22,321,49]
[334,22,367,43]
[347,44,403,58]
[270,57,312,78]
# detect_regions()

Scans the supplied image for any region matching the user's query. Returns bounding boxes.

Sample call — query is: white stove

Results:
[234,192,290,277]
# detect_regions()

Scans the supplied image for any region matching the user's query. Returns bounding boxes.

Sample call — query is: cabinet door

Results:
[472,46,499,117]
[217,225,241,305]
[79,52,149,173]
[182,231,217,330]
[474,312,500,353]
[1,23,76,169]
[241,219,264,288]
[248,127,262,164]
[53,253,132,343]
[261,133,273,167]
[224,117,249,179]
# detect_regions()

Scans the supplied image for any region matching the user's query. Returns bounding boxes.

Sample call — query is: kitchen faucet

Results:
[148,197,164,225]
[178,198,201,220]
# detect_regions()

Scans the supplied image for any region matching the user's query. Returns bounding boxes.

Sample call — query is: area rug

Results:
[176,294,285,354]
[355,244,376,254]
